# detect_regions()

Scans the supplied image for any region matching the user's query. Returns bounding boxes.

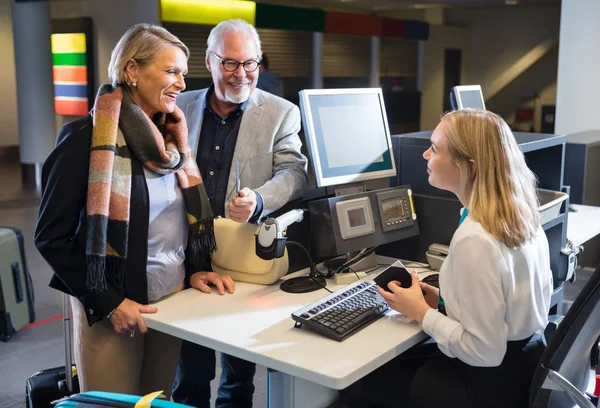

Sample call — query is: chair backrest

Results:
[530,265,600,407]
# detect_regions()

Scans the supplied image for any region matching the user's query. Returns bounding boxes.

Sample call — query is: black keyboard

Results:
[291,280,390,341]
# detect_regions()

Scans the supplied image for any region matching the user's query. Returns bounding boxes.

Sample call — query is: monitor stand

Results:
[333,182,366,197]
[324,250,377,274]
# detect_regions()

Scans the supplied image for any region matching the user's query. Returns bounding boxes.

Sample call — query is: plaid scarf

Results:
[86,84,215,292]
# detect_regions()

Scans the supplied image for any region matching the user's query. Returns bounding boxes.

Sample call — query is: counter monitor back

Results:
[450,85,486,110]
[299,88,396,188]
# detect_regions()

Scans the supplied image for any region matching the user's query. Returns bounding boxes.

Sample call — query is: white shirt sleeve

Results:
[421,234,509,367]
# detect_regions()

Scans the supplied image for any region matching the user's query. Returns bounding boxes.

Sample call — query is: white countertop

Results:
[145,265,427,390]
[568,204,600,247]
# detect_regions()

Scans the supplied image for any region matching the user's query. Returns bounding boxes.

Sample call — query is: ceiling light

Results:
[505,0,518,5]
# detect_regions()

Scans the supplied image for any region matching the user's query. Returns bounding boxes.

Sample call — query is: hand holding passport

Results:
[374,262,413,292]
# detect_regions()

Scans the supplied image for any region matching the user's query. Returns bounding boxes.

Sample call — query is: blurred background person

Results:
[256,53,284,98]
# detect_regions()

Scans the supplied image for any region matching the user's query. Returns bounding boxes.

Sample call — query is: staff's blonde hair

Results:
[441,109,540,248]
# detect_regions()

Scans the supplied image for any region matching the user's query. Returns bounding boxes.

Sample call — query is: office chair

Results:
[530,264,600,408]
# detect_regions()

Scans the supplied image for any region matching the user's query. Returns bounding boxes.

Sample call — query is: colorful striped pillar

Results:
[51,33,89,116]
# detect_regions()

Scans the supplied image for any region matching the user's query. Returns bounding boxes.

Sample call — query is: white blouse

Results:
[421,216,553,367]
[144,168,188,302]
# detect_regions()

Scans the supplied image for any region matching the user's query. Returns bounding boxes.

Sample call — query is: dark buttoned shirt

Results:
[196,85,262,220]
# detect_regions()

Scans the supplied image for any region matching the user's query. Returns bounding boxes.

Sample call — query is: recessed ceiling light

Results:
[505,0,518,4]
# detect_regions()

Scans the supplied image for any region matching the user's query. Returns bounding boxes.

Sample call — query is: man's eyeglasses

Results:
[211,52,260,73]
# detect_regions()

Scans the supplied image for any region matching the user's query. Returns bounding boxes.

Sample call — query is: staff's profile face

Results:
[206,31,259,105]
[423,122,461,195]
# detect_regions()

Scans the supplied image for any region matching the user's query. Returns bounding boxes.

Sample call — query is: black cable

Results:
[347,266,361,281]
[334,246,377,275]
[347,265,381,278]
[285,241,331,293]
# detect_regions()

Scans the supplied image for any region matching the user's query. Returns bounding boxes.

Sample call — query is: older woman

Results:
[341,109,553,408]
[35,24,234,396]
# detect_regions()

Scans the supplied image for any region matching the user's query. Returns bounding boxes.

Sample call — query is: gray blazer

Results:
[177,87,308,219]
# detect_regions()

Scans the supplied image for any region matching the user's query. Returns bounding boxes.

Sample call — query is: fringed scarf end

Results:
[188,217,217,269]
[86,255,127,292]
[86,255,107,292]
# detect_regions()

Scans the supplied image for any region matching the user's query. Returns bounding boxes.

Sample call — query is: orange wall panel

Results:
[325,12,381,37]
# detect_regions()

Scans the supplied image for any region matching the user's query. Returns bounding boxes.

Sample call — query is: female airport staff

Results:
[35,24,233,396]
[341,109,553,408]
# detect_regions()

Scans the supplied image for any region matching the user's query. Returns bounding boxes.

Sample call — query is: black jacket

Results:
[35,116,197,326]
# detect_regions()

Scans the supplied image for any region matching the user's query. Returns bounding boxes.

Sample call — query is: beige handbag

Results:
[211,217,289,284]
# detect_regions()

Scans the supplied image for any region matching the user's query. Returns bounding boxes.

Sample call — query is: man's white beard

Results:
[225,86,251,104]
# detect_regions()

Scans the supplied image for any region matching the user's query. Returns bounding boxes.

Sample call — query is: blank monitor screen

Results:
[453,85,486,109]
[299,88,396,188]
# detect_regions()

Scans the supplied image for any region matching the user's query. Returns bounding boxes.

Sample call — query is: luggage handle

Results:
[11,262,23,303]
[63,293,74,393]
[135,391,165,408]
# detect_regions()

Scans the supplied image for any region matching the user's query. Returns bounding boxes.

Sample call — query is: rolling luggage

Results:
[0,226,35,341]
[26,294,79,407]
[54,391,193,407]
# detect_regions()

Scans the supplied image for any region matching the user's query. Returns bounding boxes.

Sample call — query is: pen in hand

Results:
[235,159,241,196]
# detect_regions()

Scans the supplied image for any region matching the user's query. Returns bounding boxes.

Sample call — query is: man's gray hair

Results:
[206,19,262,60]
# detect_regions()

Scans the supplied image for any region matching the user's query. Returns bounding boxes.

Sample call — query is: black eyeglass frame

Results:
[211,52,261,73]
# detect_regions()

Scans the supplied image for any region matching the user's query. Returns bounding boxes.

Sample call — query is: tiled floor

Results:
[0,161,593,407]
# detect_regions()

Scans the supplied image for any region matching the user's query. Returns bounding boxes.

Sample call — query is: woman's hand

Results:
[377,271,431,324]
[109,298,157,335]
[420,281,440,309]
[190,271,235,295]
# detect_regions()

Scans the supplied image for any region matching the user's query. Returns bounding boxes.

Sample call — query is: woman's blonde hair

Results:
[441,109,540,248]
[108,23,190,86]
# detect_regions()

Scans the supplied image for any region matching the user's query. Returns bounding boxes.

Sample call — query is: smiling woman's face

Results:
[126,45,188,117]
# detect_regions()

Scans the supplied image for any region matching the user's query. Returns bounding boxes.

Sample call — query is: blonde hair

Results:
[441,109,540,248]
[108,24,190,86]
[206,19,262,60]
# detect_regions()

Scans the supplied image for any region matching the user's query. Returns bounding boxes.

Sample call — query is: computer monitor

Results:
[450,85,486,110]
[299,88,396,188]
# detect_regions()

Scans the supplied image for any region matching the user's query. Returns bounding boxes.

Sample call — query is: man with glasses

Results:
[172,19,308,408]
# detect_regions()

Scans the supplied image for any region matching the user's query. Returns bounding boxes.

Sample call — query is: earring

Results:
[132,81,137,87]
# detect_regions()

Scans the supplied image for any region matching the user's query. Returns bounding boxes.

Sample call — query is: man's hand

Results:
[190,271,236,295]
[229,187,257,223]
[109,298,157,335]
[377,271,431,324]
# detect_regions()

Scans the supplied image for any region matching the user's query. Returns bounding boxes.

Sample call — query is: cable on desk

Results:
[285,241,332,293]
[334,246,378,276]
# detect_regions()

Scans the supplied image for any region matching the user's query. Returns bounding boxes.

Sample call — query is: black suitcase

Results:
[25,294,79,407]
[0,226,35,341]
